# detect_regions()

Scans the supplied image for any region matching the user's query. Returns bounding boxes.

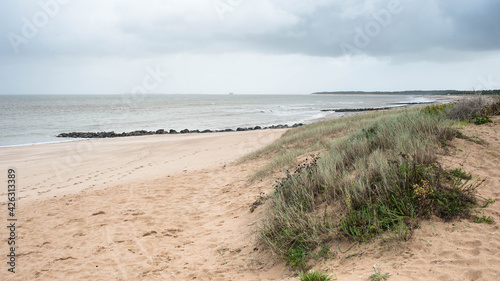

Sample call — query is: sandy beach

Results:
[1,118,499,280]
[0,130,291,280]
[0,130,285,203]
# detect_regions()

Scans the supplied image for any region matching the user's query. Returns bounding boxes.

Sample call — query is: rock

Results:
[57,122,303,139]
[132,130,150,136]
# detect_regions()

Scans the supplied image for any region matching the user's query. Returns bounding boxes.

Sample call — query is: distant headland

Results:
[311,89,500,95]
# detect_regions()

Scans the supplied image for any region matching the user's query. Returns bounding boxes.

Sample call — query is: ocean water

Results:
[0,94,442,147]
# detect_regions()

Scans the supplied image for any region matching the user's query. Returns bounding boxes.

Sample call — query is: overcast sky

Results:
[1,0,499,95]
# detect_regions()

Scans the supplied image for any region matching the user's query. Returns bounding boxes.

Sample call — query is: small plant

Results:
[346,253,359,259]
[473,214,494,224]
[370,265,390,281]
[446,168,472,181]
[298,270,336,281]
[285,244,308,271]
[422,103,452,116]
[474,117,493,125]
[427,186,477,222]
[250,193,267,213]
[315,244,334,260]
[480,198,496,208]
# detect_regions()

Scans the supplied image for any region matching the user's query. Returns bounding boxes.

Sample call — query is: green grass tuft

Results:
[298,270,336,281]
[474,117,493,125]
[473,214,494,224]
[370,267,390,281]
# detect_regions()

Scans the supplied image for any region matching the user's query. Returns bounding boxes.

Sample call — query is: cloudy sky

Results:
[1,0,499,95]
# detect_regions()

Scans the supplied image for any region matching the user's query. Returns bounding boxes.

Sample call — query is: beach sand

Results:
[1,118,499,280]
[0,130,291,280]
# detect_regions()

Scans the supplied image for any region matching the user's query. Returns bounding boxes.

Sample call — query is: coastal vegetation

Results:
[299,270,336,281]
[311,89,500,96]
[246,95,500,273]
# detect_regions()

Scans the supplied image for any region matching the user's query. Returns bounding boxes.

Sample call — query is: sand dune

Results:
[0,118,499,280]
[311,117,500,281]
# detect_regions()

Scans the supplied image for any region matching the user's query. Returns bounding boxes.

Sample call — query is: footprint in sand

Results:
[53,256,76,262]
[36,242,51,248]
[142,230,157,237]
[465,270,483,280]
[162,228,183,238]
[91,211,106,216]
[462,240,482,248]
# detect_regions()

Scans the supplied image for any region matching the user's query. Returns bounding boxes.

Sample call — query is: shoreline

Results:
[2,94,452,146]
[1,96,460,148]
[54,99,453,140]
[0,129,286,203]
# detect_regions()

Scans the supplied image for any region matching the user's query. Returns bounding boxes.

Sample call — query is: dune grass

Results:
[252,95,500,271]
[299,270,336,281]
[240,111,395,181]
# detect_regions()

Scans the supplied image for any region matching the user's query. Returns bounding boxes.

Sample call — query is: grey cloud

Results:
[226,0,500,59]
[1,0,499,62]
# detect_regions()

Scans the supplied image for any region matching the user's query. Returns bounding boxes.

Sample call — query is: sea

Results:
[0,94,445,147]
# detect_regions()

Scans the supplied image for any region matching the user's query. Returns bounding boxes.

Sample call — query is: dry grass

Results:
[240,111,397,181]
[252,95,500,271]
[446,94,497,120]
